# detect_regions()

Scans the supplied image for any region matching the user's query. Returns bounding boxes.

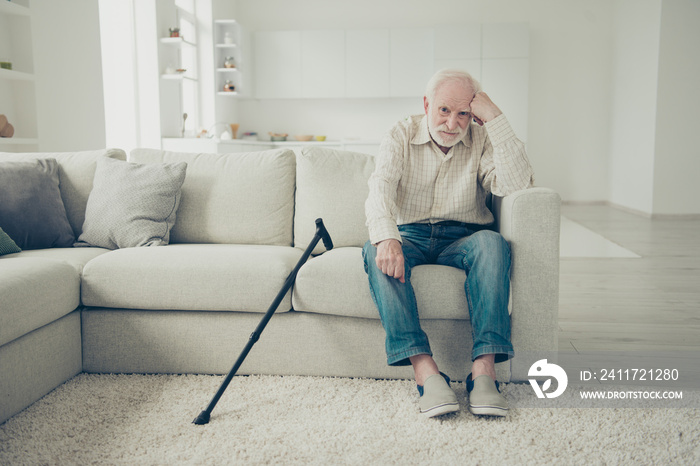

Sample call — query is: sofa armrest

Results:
[492,187,561,381]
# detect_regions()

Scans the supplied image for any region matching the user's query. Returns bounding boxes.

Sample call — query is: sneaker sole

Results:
[421,402,460,418]
[468,404,508,417]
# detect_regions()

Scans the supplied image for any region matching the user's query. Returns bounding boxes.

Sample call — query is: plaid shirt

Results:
[366,113,534,244]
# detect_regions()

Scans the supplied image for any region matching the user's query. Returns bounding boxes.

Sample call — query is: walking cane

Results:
[193,218,333,425]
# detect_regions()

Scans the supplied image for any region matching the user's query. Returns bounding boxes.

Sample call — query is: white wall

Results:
[225,0,616,204]
[97,0,138,152]
[25,0,699,214]
[31,0,106,151]
[652,0,700,215]
[608,0,662,214]
[607,0,700,216]
[133,0,161,150]
[99,0,163,153]
[20,0,635,205]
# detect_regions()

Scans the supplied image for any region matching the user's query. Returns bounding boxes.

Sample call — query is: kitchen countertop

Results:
[163,137,378,144]
[160,138,381,156]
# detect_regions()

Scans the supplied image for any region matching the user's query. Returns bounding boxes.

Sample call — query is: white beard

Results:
[428,122,468,149]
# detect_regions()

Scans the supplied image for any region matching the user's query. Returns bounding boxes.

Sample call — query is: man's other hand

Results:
[375,239,405,283]
[470,92,502,126]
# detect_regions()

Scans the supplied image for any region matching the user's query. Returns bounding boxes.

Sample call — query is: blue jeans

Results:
[362,222,514,367]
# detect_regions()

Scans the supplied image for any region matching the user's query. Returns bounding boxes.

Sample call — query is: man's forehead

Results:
[433,82,474,110]
[434,96,472,111]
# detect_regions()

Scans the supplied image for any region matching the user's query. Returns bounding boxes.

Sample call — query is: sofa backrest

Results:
[130,148,296,246]
[0,149,126,237]
[294,146,374,254]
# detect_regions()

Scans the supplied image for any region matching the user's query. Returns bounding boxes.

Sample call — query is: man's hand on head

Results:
[470,92,502,126]
[375,239,405,283]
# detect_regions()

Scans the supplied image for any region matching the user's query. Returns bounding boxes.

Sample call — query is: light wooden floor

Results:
[557,204,700,387]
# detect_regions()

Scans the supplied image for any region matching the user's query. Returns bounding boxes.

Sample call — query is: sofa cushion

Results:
[130,148,296,246]
[0,258,80,347]
[292,246,471,320]
[0,226,21,256]
[0,158,75,249]
[0,149,127,237]
[81,244,304,313]
[75,157,187,249]
[294,146,374,254]
[1,247,111,274]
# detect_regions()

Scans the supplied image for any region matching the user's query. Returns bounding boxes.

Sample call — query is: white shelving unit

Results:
[157,19,200,138]
[0,67,35,82]
[0,0,29,15]
[161,74,197,81]
[0,0,39,150]
[159,36,197,81]
[160,37,195,47]
[156,9,245,146]
[214,19,242,97]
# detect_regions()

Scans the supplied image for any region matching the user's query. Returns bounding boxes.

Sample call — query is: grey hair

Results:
[425,69,482,103]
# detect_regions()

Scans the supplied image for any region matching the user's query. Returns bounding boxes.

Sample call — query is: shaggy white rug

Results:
[1,374,698,465]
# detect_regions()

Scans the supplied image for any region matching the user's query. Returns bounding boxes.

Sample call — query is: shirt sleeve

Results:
[479,114,535,196]
[365,127,405,245]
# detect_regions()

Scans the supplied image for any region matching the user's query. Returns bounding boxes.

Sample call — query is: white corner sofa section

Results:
[0,149,126,423]
[0,146,560,424]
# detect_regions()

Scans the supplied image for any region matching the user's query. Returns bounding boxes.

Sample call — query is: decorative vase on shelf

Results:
[223,56,235,68]
[229,123,240,139]
[223,32,233,44]
[223,80,236,92]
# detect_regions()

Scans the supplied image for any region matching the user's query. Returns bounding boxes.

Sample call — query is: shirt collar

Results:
[411,114,472,149]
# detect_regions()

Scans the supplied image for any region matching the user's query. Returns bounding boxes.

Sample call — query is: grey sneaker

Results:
[466,373,509,417]
[417,373,460,418]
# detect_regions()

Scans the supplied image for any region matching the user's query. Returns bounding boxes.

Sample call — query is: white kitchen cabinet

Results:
[255,29,345,99]
[434,24,481,60]
[479,22,529,141]
[432,59,482,82]
[254,30,302,98]
[481,58,529,142]
[482,22,529,59]
[345,29,390,98]
[0,0,39,150]
[247,23,529,142]
[390,28,434,97]
[433,23,482,80]
[301,30,345,98]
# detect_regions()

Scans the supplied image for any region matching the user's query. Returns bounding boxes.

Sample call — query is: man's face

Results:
[424,80,474,150]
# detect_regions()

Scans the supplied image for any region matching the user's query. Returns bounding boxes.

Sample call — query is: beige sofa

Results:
[0,147,560,424]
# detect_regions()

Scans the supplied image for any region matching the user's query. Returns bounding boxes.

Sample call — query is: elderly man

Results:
[363,69,534,418]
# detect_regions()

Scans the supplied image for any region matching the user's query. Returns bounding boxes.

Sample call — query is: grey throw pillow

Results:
[0,158,75,249]
[0,226,21,255]
[75,156,187,249]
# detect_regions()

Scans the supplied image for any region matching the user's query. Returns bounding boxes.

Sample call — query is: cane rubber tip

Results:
[193,411,210,425]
